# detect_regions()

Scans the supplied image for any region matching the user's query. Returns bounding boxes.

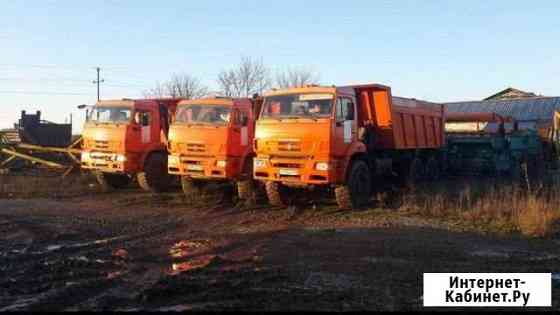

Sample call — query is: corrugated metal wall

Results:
[446,97,560,130]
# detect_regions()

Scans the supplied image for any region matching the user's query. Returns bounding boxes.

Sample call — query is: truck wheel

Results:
[425,157,440,181]
[407,157,425,187]
[237,180,256,203]
[265,181,287,207]
[526,155,545,188]
[96,172,131,192]
[237,157,256,203]
[137,153,170,193]
[180,176,205,196]
[335,160,372,210]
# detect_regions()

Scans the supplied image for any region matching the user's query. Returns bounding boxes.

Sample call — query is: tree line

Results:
[143,56,320,99]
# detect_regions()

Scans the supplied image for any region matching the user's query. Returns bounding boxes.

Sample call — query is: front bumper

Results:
[81,151,131,173]
[253,156,337,186]
[168,154,241,180]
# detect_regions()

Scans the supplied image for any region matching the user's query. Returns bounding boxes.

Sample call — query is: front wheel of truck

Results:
[265,181,288,207]
[137,152,170,193]
[181,176,205,196]
[96,172,131,192]
[335,160,372,210]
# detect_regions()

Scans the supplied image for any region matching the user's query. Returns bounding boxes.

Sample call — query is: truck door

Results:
[333,96,357,159]
[230,108,247,157]
[134,110,156,148]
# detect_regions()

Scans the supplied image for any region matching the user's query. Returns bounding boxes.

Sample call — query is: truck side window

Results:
[231,109,241,126]
[240,111,249,126]
[336,98,355,122]
[136,112,151,126]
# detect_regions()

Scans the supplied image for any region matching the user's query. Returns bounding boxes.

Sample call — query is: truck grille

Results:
[186,143,206,153]
[273,163,302,169]
[277,141,301,152]
[94,140,109,150]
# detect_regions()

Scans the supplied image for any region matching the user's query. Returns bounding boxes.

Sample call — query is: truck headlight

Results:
[116,154,127,163]
[315,162,329,171]
[254,159,267,169]
[216,160,227,168]
[168,155,179,167]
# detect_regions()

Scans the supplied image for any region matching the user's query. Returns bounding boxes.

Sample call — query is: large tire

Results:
[265,181,287,207]
[237,180,256,202]
[181,176,204,196]
[335,160,372,210]
[526,155,545,189]
[137,152,170,193]
[406,157,425,188]
[237,157,256,202]
[96,172,131,192]
[425,157,440,181]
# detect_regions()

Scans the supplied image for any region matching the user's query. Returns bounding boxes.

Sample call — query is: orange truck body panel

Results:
[348,84,445,150]
[168,97,262,180]
[254,84,445,186]
[81,98,182,174]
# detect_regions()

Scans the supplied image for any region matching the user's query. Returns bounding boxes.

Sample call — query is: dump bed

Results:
[350,85,446,150]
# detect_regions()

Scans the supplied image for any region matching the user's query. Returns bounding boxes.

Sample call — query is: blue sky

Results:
[1,0,559,132]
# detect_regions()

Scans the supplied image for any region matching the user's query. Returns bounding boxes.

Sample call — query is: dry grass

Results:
[398,179,560,238]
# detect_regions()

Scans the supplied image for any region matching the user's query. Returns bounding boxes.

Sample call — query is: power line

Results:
[0,90,91,96]
[0,77,151,89]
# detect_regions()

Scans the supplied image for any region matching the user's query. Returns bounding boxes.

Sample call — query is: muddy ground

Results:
[1,183,560,311]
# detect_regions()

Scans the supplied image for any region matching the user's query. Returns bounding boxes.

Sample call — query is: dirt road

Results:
[1,190,559,311]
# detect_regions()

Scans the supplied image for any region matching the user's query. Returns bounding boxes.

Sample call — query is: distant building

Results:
[446,88,560,131]
[483,87,540,101]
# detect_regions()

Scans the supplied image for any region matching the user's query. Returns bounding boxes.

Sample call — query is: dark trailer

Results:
[446,96,560,172]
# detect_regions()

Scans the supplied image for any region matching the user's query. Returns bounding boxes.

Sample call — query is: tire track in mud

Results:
[0,201,192,311]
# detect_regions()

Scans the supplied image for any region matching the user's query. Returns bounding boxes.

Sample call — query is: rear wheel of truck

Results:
[137,152,170,193]
[237,180,256,203]
[425,157,440,181]
[406,157,425,188]
[96,172,131,192]
[335,160,372,210]
[265,181,288,207]
[237,157,256,203]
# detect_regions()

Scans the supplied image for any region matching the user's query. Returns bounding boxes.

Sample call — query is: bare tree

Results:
[275,67,320,89]
[144,74,208,99]
[143,81,166,98]
[217,56,272,97]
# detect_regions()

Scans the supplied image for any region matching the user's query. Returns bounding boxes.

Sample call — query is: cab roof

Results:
[96,99,135,107]
[264,86,336,97]
[178,97,234,106]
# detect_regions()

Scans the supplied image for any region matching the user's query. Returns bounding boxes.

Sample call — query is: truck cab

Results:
[254,84,445,209]
[168,96,262,201]
[81,98,181,192]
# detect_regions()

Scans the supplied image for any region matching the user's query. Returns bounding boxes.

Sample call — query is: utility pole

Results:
[93,67,105,101]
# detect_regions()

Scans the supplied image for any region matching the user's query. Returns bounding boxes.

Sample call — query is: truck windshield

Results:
[262,94,333,119]
[175,105,232,125]
[88,107,132,123]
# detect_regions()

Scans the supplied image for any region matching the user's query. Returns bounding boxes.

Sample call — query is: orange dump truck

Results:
[253,84,446,209]
[167,96,263,201]
[81,98,182,193]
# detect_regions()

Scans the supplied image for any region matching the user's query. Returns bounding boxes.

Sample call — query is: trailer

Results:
[445,111,546,184]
